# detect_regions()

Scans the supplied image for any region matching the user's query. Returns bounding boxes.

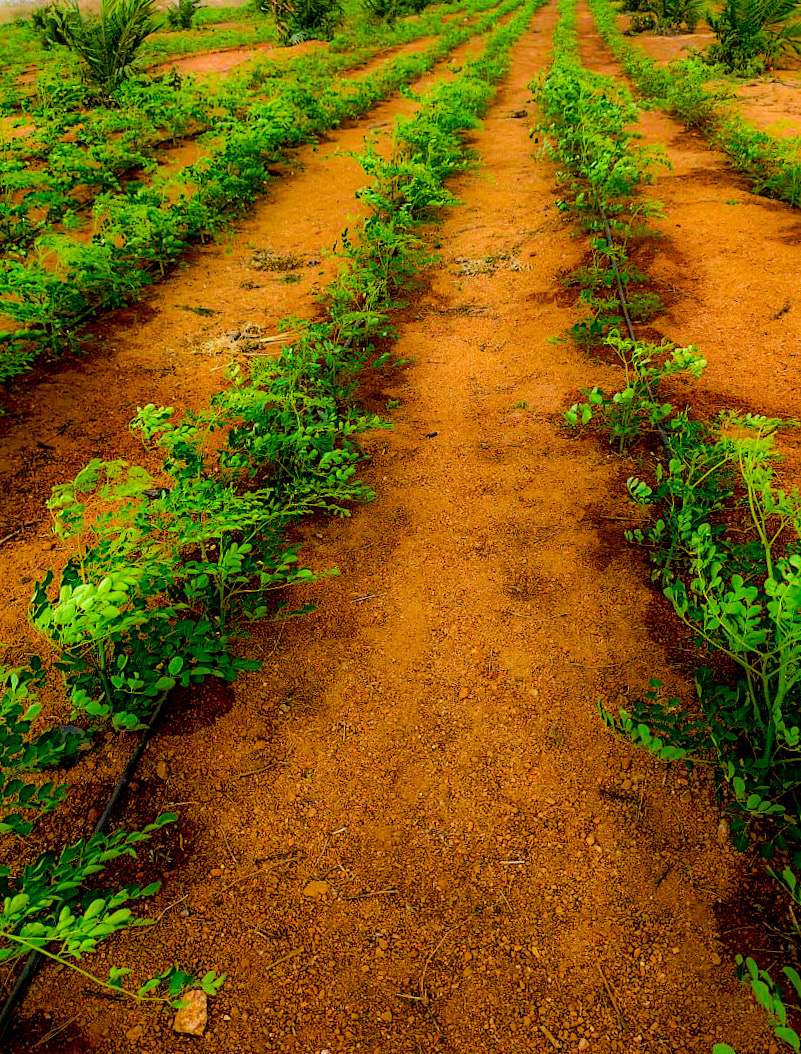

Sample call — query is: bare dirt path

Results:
[1,5,781,1054]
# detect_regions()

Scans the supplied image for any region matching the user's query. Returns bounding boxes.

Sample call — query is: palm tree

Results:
[707,0,801,71]
[47,0,158,95]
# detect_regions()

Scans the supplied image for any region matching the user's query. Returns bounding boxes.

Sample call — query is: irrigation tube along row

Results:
[597,202,674,459]
[0,694,170,1041]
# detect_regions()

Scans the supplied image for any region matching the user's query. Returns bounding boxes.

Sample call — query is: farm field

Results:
[1,0,801,1052]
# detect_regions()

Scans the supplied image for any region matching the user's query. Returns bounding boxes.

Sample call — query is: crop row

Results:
[0,2,476,255]
[588,0,801,209]
[0,0,543,1034]
[536,2,801,1051]
[0,0,521,381]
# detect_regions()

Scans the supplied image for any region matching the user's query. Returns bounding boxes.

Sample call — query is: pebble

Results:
[716,818,730,846]
[380,1010,392,1023]
[579,1040,589,1052]
[173,990,207,1036]
[279,703,291,714]
[303,880,330,898]
[156,760,168,780]
[125,1024,144,1043]
[210,868,224,878]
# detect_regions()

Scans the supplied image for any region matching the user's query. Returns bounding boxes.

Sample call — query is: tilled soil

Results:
[1,4,797,1053]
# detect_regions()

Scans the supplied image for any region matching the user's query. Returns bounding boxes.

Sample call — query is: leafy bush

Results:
[627,10,658,30]
[362,0,403,21]
[361,0,430,22]
[620,414,801,856]
[165,0,203,29]
[258,0,344,43]
[31,2,77,48]
[706,0,801,72]
[626,0,702,32]
[564,333,706,451]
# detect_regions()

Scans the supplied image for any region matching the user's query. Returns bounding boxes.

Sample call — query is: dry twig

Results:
[597,963,627,1031]
[539,1023,562,1049]
[32,1016,79,1049]
[344,888,399,902]
[418,913,476,999]
[264,947,304,971]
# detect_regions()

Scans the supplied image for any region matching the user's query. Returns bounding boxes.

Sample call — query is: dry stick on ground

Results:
[540,1023,562,1050]
[344,888,399,901]
[31,1015,80,1049]
[154,859,302,923]
[154,893,190,922]
[597,963,627,1031]
[263,947,304,971]
[221,826,239,866]
[237,764,276,778]
[0,521,38,547]
[259,620,285,661]
[417,912,478,1003]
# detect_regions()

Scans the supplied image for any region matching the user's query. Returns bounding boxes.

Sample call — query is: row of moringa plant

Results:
[588,0,801,209]
[0,0,543,1024]
[0,0,521,381]
[0,0,485,258]
[536,1,801,1050]
[9,0,481,165]
[534,0,677,358]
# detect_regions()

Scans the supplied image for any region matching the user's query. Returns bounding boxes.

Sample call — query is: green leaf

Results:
[775,1028,801,1052]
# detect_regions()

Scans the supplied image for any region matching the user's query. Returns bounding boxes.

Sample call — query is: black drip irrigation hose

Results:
[0,690,171,1044]
[598,204,675,459]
